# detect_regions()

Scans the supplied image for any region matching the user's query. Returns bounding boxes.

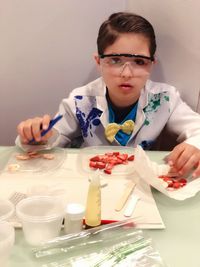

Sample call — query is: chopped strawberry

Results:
[116,159,123,164]
[109,159,118,165]
[158,175,187,190]
[106,163,114,170]
[100,156,107,163]
[90,156,100,162]
[105,152,114,156]
[117,154,128,161]
[96,162,106,169]
[173,182,181,189]
[104,157,113,163]
[89,151,134,174]
[128,155,134,161]
[89,161,98,168]
[104,169,112,174]
[167,181,174,187]
[178,178,187,185]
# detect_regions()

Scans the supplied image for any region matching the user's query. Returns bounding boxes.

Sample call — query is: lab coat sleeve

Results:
[52,96,82,147]
[166,87,200,149]
[15,94,82,150]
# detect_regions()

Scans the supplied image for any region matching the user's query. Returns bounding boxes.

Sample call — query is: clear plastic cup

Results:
[0,221,15,267]
[27,184,68,206]
[0,199,15,221]
[16,196,64,246]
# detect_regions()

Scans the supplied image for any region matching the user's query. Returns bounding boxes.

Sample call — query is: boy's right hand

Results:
[17,114,53,144]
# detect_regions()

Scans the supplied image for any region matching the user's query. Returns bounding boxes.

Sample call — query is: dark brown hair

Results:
[97,12,156,58]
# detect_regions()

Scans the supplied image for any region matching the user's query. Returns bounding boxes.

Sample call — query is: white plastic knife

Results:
[124,195,140,217]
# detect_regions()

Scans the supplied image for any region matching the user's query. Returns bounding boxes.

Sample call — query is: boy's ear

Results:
[153,55,158,65]
[93,53,100,65]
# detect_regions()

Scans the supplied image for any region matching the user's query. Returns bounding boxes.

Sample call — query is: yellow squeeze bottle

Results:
[85,172,101,228]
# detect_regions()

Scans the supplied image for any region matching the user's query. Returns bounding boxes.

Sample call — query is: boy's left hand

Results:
[166,143,200,178]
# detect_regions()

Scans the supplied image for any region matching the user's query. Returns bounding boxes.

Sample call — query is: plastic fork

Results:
[8,191,27,226]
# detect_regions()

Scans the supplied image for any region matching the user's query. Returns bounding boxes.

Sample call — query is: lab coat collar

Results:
[96,79,109,128]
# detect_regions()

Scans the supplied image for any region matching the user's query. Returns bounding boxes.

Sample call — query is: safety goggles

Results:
[99,53,154,73]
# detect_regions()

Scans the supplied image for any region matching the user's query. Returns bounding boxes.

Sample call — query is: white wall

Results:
[127,0,200,111]
[0,0,126,145]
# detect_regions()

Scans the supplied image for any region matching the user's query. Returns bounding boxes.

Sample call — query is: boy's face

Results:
[94,33,154,108]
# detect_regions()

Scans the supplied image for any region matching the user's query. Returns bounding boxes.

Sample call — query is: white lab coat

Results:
[16,77,200,150]
[51,77,200,149]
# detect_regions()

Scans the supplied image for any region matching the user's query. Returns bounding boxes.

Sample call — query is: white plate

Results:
[1,147,66,174]
[77,146,135,176]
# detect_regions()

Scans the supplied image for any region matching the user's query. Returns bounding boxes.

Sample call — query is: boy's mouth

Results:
[119,83,133,90]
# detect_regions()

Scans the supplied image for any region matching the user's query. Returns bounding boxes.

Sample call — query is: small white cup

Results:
[0,221,15,267]
[64,203,85,234]
[0,199,15,221]
[16,196,64,246]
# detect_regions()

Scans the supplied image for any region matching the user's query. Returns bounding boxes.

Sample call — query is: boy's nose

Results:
[120,62,134,78]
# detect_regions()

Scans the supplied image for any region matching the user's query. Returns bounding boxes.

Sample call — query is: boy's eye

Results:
[109,57,123,65]
[134,58,147,66]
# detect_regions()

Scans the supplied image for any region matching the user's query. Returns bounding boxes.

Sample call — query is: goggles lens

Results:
[99,54,153,73]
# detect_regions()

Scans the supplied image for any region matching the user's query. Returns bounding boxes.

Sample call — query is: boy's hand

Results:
[17,114,53,144]
[166,143,200,178]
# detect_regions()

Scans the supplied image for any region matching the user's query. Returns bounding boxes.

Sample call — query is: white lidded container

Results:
[64,203,85,234]
[16,196,64,246]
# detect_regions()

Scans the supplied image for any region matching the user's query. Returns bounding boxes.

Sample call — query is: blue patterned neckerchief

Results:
[108,102,138,146]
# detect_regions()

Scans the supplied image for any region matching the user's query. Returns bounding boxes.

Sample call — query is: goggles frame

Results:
[99,53,154,62]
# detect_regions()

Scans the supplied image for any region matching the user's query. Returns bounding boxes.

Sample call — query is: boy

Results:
[17,12,200,177]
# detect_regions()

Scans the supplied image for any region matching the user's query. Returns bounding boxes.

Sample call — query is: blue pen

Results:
[29,114,63,143]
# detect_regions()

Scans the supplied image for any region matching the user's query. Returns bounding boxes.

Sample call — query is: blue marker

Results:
[29,114,63,143]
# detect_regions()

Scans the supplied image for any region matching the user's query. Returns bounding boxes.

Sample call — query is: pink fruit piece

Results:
[42,154,55,160]
[16,154,30,160]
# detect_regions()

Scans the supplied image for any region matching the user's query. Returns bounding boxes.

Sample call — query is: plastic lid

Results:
[16,196,64,222]
[27,184,68,198]
[65,203,85,220]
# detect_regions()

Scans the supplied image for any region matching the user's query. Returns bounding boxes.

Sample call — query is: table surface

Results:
[1,146,200,267]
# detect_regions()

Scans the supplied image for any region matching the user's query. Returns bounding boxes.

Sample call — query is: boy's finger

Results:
[193,162,200,178]
[17,122,29,143]
[167,145,184,166]
[178,155,198,176]
[42,114,51,130]
[166,152,178,166]
[22,120,36,141]
[32,118,43,142]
